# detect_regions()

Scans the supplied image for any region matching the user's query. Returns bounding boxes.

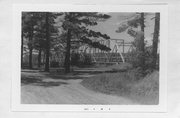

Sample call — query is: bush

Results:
[50,61,59,67]
[71,52,93,67]
[126,50,145,68]
[71,53,80,66]
[81,53,93,66]
[126,46,159,76]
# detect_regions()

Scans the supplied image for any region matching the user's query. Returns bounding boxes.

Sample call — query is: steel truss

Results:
[78,39,135,64]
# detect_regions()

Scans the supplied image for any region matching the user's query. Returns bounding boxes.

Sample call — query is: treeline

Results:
[21,12,111,73]
[116,13,160,74]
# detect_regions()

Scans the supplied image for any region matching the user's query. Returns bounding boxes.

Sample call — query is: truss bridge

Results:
[78,39,135,65]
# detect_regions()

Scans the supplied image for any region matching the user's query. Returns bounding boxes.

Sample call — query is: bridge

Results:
[78,39,135,65]
[48,38,135,66]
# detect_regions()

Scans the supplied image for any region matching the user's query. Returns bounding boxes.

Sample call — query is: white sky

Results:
[91,12,155,44]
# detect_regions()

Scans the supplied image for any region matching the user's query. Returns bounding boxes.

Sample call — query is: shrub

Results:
[71,52,93,67]
[50,61,59,67]
[126,46,159,76]
[126,50,145,68]
[81,53,93,65]
[71,53,80,66]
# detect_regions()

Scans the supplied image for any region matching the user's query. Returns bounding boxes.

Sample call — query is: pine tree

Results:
[33,15,46,68]
[44,12,50,71]
[44,12,61,71]
[62,12,111,73]
[22,12,37,69]
[152,13,160,69]
[116,13,146,69]
[32,12,61,71]
[139,13,145,70]
[21,13,26,67]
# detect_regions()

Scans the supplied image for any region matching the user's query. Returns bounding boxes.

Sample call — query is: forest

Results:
[21,12,112,72]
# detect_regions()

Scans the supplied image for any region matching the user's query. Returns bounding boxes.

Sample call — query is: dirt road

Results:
[21,71,136,104]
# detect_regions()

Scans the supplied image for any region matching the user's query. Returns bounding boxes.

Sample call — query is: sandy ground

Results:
[21,71,136,104]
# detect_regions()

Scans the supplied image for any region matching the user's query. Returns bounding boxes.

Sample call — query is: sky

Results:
[56,12,156,53]
[91,12,155,45]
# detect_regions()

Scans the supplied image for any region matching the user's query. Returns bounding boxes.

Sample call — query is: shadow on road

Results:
[21,69,95,88]
[44,74,86,80]
[21,76,68,87]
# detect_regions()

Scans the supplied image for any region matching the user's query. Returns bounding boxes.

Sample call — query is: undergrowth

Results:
[81,69,159,104]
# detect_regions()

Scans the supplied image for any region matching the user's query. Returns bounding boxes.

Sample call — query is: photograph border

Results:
[11,4,168,112]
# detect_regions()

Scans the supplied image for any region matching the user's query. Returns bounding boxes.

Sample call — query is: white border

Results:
[12,4,168,112]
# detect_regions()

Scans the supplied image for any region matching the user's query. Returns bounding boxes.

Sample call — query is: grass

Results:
[81,69,159,105]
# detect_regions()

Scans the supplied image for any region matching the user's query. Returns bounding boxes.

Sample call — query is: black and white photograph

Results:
[20,11,160,105]
[10,4,168,112]
[2,0,180,118]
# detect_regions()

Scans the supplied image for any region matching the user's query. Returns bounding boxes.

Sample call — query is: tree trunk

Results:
[28,40,33,69]
[140,13,145,33]
[28,24,33,69]
[152,13,160,69]
[21,29,23,68]
[139,13,145,69]
[43,51,45,64]
[45,12,50,72]
[29,48,33,69]
[38,48,42,68]
[64,29,71,73]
